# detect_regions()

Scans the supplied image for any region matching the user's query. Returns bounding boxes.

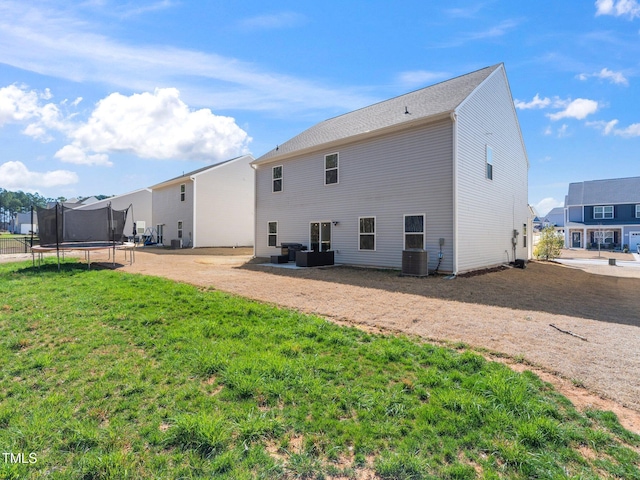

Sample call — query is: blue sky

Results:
[1,0,639,215]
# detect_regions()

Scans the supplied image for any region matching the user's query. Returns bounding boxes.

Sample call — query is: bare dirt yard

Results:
[6,247,640,434]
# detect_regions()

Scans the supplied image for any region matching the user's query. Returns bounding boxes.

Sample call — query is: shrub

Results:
[534,226,564,260]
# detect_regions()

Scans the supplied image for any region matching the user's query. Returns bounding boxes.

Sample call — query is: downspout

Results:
[190,176,197,248]
[451,111,459,275]
[251,163,258,259]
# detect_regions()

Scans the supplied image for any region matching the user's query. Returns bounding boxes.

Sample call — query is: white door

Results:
[629,231,640,253]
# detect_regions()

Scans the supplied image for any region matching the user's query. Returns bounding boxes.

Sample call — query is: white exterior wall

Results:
[255,120,455,271]
[152,181,194,246]
[454,68,529,273]
[193,155,254,247]
[75,189,152,238]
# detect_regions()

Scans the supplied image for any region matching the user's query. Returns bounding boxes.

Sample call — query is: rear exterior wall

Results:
[254,119,455,271]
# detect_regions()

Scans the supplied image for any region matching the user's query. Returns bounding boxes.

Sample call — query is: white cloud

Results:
[595,0,640,18]
[0,1,372,113]
[397,70,450,88]
[547,98,599,121]
[577,67,628,85]
[514,94,552,110]
[588,118,640,136]
[239,12,306,30]
[0,84,41,125]
[63,88,251,163]
[0,161,78,190]
[54,145,112,166]
[535,197,564,217]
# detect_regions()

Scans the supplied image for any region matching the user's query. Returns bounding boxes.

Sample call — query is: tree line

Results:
[0,188,108,230]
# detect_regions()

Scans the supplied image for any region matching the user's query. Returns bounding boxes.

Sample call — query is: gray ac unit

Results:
[402,250,428,277]
[170,239,183,249]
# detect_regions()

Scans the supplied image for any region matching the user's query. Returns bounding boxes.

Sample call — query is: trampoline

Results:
[34,203,135,270]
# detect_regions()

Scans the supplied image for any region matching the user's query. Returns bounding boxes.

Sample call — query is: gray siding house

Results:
[252,64,530,274]
[564,176,640,252]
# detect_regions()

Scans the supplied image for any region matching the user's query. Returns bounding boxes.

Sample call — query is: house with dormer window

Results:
[252,64,530,274]
[564,176,640,252]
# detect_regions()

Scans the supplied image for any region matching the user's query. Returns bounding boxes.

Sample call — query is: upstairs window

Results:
[359,217,376,251]
[593,205,613,220]
[180,184,186,201]
[272,166,283,193]
[404,214,425,250]
[268,221,278,247]
[636,205,640,218]
[485,145,493,180]
[325,153,339,185]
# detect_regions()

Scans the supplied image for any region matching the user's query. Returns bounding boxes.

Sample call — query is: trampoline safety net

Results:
[36,204,129,247]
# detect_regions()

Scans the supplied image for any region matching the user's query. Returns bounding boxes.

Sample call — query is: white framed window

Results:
[358,217,376,251]
[177,221,183,239]
[272,165,283,193]
[180,183,186,202]
[636,205,640,218]
[268,221,278,247]
[325,153,339,185]
[485,145,493,180]
[523,223,527,248]
[594,205,613,219]
[594,230,614,244]
[156,224,164,245]
[404,214,425,250]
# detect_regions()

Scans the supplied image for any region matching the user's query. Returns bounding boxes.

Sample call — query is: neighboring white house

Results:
[150,154,255,248]
[74,188,153,239]
[252,64,530,274]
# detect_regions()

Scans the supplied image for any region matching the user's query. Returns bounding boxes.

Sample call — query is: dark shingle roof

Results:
[255,64,502,163]
[566,176,640,205]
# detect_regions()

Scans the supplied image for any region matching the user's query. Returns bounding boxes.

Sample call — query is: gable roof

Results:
[566,176,640,206]
[150,154,254,189]
[254,64,502,164]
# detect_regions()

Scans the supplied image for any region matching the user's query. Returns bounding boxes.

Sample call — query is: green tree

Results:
[534,226,565,260]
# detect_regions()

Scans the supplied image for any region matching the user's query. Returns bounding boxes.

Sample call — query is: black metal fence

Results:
[0,236,39,255]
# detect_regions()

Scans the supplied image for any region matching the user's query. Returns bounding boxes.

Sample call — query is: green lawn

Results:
[0,259,638,479]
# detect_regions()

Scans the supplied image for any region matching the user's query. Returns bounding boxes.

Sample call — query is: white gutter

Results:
[251,163,258,259]
[451,111,459,275]
[190,175,197,248]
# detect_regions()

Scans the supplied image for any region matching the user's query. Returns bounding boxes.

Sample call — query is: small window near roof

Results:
[180,184,186,201]
[325,153,338,185]
[272,166,283,193]
[485,145,493,180]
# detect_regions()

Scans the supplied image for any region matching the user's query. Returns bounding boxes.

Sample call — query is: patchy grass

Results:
[0,259,639,479]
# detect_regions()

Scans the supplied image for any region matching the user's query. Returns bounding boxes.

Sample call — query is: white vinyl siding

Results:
[359,217,376,251]
[455,67,529,273]
[254,119,454,270]
[594,205,613,219]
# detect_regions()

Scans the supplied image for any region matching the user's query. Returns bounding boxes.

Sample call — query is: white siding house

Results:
[150,154,254,248]
[253,64,529,274]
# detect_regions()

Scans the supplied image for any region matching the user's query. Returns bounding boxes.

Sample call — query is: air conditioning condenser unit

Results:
[402,250,428,277]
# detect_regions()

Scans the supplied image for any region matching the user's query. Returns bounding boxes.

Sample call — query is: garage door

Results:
[629,231,640,253]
